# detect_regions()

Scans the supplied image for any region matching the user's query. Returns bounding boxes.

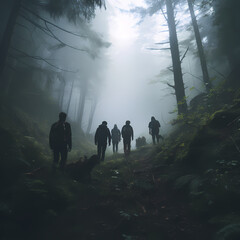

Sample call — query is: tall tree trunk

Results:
[187,0,212,92]
[166,0,188,114]
[66,79,75,115]
[86,98,97,134]
[0,0,21,76]
[58,75,66,109]
[77,82,87,130]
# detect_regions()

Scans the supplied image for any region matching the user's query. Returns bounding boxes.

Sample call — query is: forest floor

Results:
[38,147,213,240]
[2,77,240,239]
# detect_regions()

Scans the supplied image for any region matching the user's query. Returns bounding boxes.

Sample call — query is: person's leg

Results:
[53,150,59,164]
[59,146,68,171]
[97,144,101,160]
[116,142,118,152]
[52,149,59,173]
[113,142,116,153]
[123,139,127,155]
[152,134,156,145]
[127,139,131,154]
[156,130,160,143]
[101,144,107,161]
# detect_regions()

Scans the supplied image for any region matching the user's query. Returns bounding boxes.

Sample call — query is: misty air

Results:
[1,0,240,239]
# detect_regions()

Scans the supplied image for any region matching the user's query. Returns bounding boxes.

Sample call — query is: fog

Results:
[3,0,211,146]
[87,0,203,142]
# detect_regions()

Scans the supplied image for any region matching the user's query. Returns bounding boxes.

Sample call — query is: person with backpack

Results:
[121,120,134,156]
[111,124,121,153]
[49,112,72,172]
[148,116,161,145]
[95,121,111,161]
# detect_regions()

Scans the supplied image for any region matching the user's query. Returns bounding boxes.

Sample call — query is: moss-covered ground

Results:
[2,79,240,239]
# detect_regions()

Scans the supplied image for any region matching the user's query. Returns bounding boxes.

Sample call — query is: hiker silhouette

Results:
[111,124,121,153]
[121,120,134,156]
[49,112,72,172]
[95,121,111,161]
[148,116,161,144]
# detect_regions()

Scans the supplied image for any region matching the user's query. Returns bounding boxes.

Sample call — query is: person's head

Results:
[114,124,117,128]
[126,120,130,125]
[151,116,155,121]
[59,112,67,122]
[102,121,107,126]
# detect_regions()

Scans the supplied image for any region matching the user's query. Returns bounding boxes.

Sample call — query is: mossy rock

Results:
[184,126,221,172]
[209,108,240,129]
[209,213,240,228]
[0,127,29,185]
[215,223,240,240]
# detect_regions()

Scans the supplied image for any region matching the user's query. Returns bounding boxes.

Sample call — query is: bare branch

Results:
[155,41,169,45]
[10,47,78,73]
[207,64,226,79]
[146,47,170,51]
[6,63,17,72]
[20,5,88,38]
[160,5,168,22]
[8,53,59,74]
[167,82,175,89]
[19,13,89,53]
[15,22,32,35]
[19,13,54,38]
[180,46,189,63]
[44,22,89,52]
[184,72,203,82]
[146,48,161,51]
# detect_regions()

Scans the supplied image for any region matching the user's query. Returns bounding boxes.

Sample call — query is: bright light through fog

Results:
[91,0,174,146]
[108,12,139,46]
[90,0,202,149]
[106,0,147,46]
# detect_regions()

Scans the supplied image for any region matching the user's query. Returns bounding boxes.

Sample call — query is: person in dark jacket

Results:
[121,120,134,156]
[148,116,161,145]
[49,112,72,171]
[111,124,121,153]
[95,121,111,161]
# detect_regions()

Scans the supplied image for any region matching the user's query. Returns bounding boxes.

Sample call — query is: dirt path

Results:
[43,149,213,240]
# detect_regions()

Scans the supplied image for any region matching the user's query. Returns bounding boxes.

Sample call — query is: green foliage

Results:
[215,224,240,240]
[135,136,147,148]
[174,174,197,190]
[37,0,106,22]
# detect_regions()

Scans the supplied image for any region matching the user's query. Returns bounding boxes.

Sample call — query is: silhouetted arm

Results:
[148,122,152,134]
[108,129,111,146]
[118,129,121,141]
[94,129,98,145]
[131,127,134,140]
[121,127,124,139]
[68,124,72,150]
[49,124,54,150]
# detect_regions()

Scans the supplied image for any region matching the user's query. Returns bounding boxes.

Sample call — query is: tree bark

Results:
[166,0,188,114]
[86,98,97,134]
[0,0,21,76]
[66,79,75,115]
[77,81,87,130]
[58,74,66,109]
[187,0,212,92]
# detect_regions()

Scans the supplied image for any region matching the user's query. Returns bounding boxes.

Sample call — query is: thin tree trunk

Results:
[58,74,66,109]
[86,98,97,134]
[77,83,87,129]
[66,79,75,115]
[187,0,212,91]
[166,0,188,114]
[0,0,21,76]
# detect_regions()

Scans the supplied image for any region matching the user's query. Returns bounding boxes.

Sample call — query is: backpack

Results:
[122,125,132,138]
